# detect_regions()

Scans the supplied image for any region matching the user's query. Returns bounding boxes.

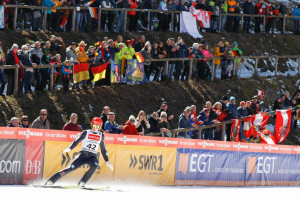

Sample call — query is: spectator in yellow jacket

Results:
[75,41,90,63]
[213,41,224,78]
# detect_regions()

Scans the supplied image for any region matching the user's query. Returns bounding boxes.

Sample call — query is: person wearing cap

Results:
[123,40,136,60]
[220,95,229,115]
[157,102,174,124]
[122,115,139,135]
[66,42,79,63]
[238,101,249,117]
[63,113,82,132]
[19,115,31,128]
[249,95,259,115]
[178,107,197,139]
[104,112,123,134]
[75,41,90,63]
[226,96,241,119]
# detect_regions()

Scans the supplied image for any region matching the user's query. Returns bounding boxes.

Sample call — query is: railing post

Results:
[211,59,215,81]
[198,127,203,139]
[123,9,127,33]
[282,16,286,34]
[263,16,266,33]
[97,8,101,32]
[241,15,244,32]
[50,66,54,92]
[275,57,278,76]
[221,123,226,141]
[165,60,169,77]
[13,65,19,96]
[188,59,193,80]
[254,57,258,72]
[233,59,236,76]
[218,14,222,33]
[147,11,151,31]
[42,9,48,31]
[71,8,76,31]
[298,57,300,75]
[13,7,18,30]
[171,12,174,32]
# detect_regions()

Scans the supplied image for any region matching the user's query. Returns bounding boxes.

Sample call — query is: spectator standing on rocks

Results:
[32,109,50,129]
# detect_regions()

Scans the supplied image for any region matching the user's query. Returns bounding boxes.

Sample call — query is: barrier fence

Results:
[2,54,300,96]
[2,5,299,34]
[1,127,300,186]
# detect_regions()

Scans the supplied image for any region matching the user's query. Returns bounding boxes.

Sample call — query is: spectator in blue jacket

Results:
[104,112,123,134]
[61,60,72,92]
[175,37,188,80]
[294,5,300,34]
[237,101,249,117]
[178,107,197,139]
[18,45,37,94]
[198,108,219,140]
[226,96,241,119]
[243,0,255,33]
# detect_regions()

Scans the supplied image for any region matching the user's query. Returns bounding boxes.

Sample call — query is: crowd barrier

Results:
[1,127,300,186]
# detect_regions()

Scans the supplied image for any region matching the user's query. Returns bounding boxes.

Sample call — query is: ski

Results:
[33,185,110,190]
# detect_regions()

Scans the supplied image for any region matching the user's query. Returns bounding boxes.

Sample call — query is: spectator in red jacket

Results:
[63,113,82,132]
[122,115,139,135]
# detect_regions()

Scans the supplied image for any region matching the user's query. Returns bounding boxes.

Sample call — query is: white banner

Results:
[0,6,4,29]
[180,12,203,39]
[190,6,211,28]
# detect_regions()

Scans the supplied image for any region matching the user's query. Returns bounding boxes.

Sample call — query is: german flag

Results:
[91,63,108,82]
[88,7,98,19]
[73,63,90,83]
[135,52,144,63]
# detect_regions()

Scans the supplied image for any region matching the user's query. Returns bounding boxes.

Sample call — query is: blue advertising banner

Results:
[0,6,4,29]
[176,148,300,186]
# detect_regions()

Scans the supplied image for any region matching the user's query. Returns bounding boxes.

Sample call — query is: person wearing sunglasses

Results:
[46,117,113,188]
[32,109,50,129]
[19,115,31,128]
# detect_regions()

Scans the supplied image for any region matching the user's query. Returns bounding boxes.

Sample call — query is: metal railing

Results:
[2,54,300,96]
[2,5,299,33]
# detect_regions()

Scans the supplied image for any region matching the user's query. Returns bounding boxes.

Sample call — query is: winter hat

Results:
[240,101,245,105]
[230,96,236,101]
[233,42,238,47]
[222,95,229,101]
[252,95,258,99]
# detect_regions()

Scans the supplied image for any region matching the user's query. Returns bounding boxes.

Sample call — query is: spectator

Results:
[178,107,197,139]
[19,115,31,128]
[249,95,259,115]
[283,91,292,109]
[7,117,19,127]
[254,0,264,33]
[174,37,188,80]
[246,100,251,114]
[189,105,204,138]
[0,42,6,96]
[294,5,300,34]
[218,0,228,32]
[159,111,172,137]
[135,110,150,135]
[279,2,289,34]
[116,0,129,32]
[212,102,227,140]
[220,95,229,114]
[32,0,43,31]
[32,109,50,129]
[148,112,160,133]
[22,0,33,30]
[66,42,79,62]
[232,1,242,32]
[62,113,82,131]
[227,0,237,32]
[238,101,249,117]
[61,60,72,92]
[198,108,219,140]
[134,35,146,52]
[100,106,110,130]
[273,96,283,110]
[140,41,152,80]
[281,94,289,109]
[43,0,54,30]
[123,115,140,135]
[75,41,90,63]
[165,38,177,79]
[19,45,37,94]
[231,42,243,75]
[226,96,241,119]
[204,101,218,121]
[157,102,174,125]
[128,0,139,31]
[200,44,212,80]
[158,0,169,32]
[49,35,66,56]
[213,41,224,79]
[5,44,24,96]
[243,0,254,33]
[257,90,264,112]
[104,112,123,134]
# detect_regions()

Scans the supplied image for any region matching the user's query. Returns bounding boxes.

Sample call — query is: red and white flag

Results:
[274,109,292,144]
[249,113,270,137]
[243,117,252,138]
[231,119,241,142]
[258,129,276,144]
[190,6,211,28]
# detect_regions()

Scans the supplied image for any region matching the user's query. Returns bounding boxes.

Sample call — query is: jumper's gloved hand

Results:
[106,161,114,171]
[63,147,71,154]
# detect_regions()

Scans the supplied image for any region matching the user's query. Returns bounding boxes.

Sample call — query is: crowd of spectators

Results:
[1,0,300,34]
[0,34,244,96]
[4,89,300,142]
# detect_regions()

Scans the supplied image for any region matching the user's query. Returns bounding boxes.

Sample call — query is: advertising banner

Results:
[0,139,26,184]
[114,145,176,185]
[110,60,125,83]
[0,6,4,29]
[176,148,300,186]
[125,59,146,84]
[43,141,116,184]
[22,140,44,184]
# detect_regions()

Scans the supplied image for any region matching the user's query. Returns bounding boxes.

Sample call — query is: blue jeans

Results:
[22,71,33,93]
[32,17,42,30]
[76,12,87,32]
[116,11,125,32]
[202,128,214,140]
[221,15,227,32]
[0,70,6,94]
[168,64,175,78]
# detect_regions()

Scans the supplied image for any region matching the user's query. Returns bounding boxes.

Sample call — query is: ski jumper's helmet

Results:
[91,117,102,130]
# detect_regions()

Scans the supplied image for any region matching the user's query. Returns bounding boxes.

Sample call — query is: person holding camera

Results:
[135,110,150,136]
[48,35,66,56]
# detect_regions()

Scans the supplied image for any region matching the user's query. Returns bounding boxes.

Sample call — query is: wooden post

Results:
[275,57,278,76]
[188,59,193,80]
[13,7,18,30]
[147,11,151,31]
[211,59,215,81]
[42,9,48,30]
[263,16,266,33]
[298,57,300,75]
[254,57,258,72]
[171,12,174,32]
[233,59,236,76]
[241,15,244,32]
[165,60,169,77]
[221,123,226,141]
[198,128,203,139]
[97,8,101,32]
[123,9,127,33]
[50,66,54,92]
[282,16,286,34]
[13,65,19,96]
[218,14,222,33]
[71,8,76,31]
